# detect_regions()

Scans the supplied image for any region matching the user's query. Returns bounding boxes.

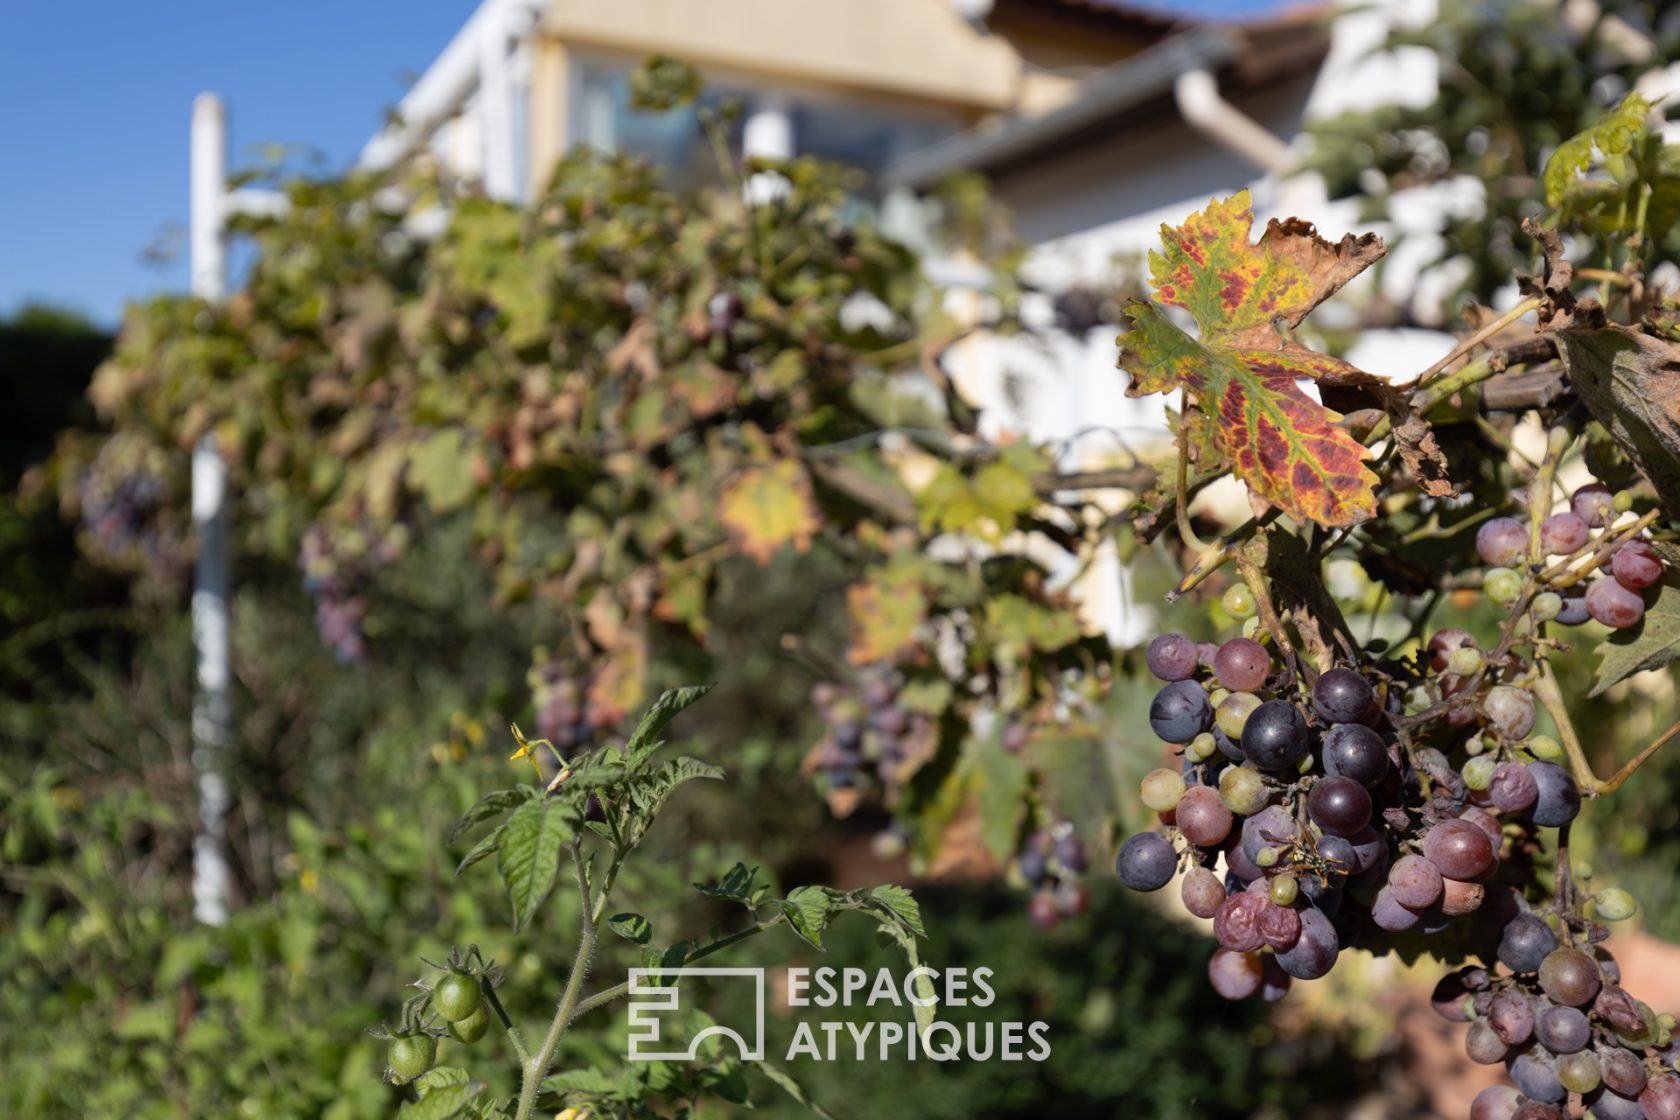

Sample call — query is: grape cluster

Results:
[806,668,936,805]
[1018,823,1089,930]
[1475,483,1666,631]
[1451,910,1680,1120]
[526,649,614,751]
[74,448,188,586]
[299,521,400,665]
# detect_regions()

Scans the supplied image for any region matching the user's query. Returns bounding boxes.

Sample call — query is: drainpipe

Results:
[1173,67,1292,175]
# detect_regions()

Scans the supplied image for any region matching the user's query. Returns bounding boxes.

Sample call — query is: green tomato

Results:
[448,1005,490,1044]
[433,971,484,1023]
[389,1034,436,1083]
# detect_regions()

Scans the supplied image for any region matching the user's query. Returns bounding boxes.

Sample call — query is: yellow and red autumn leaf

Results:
[1119,190,1385,527]
[719,459,822,565]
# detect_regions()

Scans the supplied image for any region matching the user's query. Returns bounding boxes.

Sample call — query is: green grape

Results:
[1209,687,1231,709]
[1531,591,1562,622]
[1268,874,1298,906]
[1323,558,1371,602]
[1215,692,1262,740]
[1661,1012,1678,1032]
[1256,846,1279,868]
[1140,768,1188,813]
[1219,766,1268,815]
[1595,887,1638,922]
[1465,734,1486,756]
[1447,647,1484,676]
[1613,489,1635,513]
[1484,567,1523,605]
[1188,732,1219,761]
[1241,616,1262,639]
[1462,755,1496,790]
[1222,582,1258,621]
[1528,734,1562,761]
[1296,753,1315,774]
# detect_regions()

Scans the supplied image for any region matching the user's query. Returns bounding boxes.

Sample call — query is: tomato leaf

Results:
[1119,190,1385,527]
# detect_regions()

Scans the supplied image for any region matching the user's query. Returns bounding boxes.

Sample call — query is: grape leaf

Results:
[1544,93,1651,209]
[847,567,928,665]
[1591,572,1680,696]
[1552,326,1680,519]
[1118,191,1385,527]
[720,460,821,565]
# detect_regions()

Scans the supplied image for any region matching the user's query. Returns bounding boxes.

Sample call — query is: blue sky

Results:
[1,1,1284,329]
[1,2,473,328]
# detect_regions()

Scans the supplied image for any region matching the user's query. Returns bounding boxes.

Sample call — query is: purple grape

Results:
[1212,889,1267,952]
[1346,825,1386,874]
[1528,762,1581,827]
[1602,1048,1648,1097]
[1465,1018,1507,1064]
[1427,628,1476,671]
[1206,948,1264,999]
[1590,1087,1651,1120]
[1555,587,1591,625]
[1213,637,1272,692]
[1488,989,1535,1046]
[1499,913,1558,973]
[1459,806,1504,852]
[1613,540,1665,591]
[1257,901,1301,951]
[1645,1075,1680,1120]
[1224,839,1265,883]
[1538,948,1602,1007]
[1469,1085,1523,1120]
[1053,832,1087,872]
[1573,482,1616,527]
[1147,632,1200,682]
[1322,723,1389,785]
[1180,866,1226,918]
[1484,685,1537,739]
[1274,906,1338,979]
[1240,699,1309,770]
[1387,854,1443,910]
[1116,832,1177,891]
[1307,776,1372,836]
[1423,818,1495,880]
[1540,511,1590,555]
[1537,1004,1591,1053]
[1149,680,1212,743]
[1176,785,1233,847]
[1478,516,1530,567]
[1259,956,1292,1002]
[1510,1051,1567,1103]
[1240,805,1300,863]
[1488,761,1538,813]
[1372,887,1420,931]
[1311,668,1377,724]
[1588,576,1647,628]
[1196,641,1219,669]
[1315,834,1356,885]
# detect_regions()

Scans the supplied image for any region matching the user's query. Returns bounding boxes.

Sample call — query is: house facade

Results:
[360,0,1445,642]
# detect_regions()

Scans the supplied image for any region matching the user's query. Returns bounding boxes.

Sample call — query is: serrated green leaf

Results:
[865,885,925,938]
[608,912,653,945]
[496,797,571,931]
[453,828,503,879]
[397,1081,480,1120]
[1544,93,1651,207]
[542,1068,621,1097]
[624,685,714,763]
[449,787,536,843]
[1592,573,1680,695]
[627,756,725,820]
[973,737,1029,862]
[414,1067,470,1098]
[695,862,758,903]
[780,886,834,950]
[409,428,477,513]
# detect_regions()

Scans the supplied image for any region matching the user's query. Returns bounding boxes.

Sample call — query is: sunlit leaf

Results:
[1119,190,1384,527]
[719,460,821,565]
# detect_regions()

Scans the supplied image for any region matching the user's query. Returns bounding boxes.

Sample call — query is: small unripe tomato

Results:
[432,972,484,1023]
[448,1005,490,1044]
[388,1033,436,1082]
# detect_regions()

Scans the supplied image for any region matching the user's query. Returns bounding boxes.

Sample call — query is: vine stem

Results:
[1415,296,1541,384]
[1174,390,1207,552]
[483,982,530,1065]
[1554,821,1574,934]
[1596,711,1680,795]
[513,840,617,1120]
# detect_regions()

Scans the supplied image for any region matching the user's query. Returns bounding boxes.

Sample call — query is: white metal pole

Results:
[190,92,233,928]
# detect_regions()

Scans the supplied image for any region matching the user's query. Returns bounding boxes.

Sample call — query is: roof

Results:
[882,8,1331,189]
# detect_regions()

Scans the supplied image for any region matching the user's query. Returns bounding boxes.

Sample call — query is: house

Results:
[357,0,1446,641]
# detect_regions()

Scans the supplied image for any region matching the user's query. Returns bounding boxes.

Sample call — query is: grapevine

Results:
[1111,96,1680,1116]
